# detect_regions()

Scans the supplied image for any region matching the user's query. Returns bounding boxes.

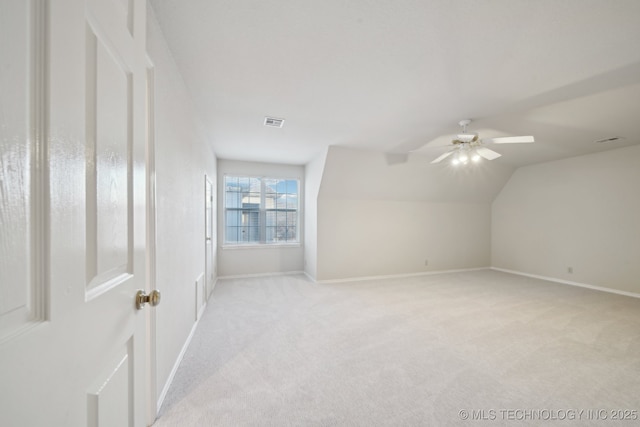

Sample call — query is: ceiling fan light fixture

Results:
[456,133,478,143]
[432,119,534,165]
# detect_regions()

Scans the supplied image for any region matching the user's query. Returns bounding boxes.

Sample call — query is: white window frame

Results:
[223,174,300,247]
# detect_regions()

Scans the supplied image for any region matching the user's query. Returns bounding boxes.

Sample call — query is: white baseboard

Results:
[315,267,490,284]
[209,276,218,297]
[197,300,207,320]
[491,267,640,299]
[217,270,305,280]
[156,317,201,413]
[303,270,316,283]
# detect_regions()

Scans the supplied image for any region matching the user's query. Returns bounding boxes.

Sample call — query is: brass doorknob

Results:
[136,290,161,310]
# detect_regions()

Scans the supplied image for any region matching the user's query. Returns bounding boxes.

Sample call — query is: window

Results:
[224,175,299,245]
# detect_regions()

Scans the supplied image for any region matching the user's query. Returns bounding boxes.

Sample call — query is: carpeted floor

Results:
[153,270,640,426]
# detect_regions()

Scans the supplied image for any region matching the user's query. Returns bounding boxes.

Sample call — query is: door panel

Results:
[0,1,150,426]
[87,340,133,427]
[0,0,47,343]
[86,22,133,297]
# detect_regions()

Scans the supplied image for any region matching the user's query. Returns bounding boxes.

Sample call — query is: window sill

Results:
[221,243,301,250]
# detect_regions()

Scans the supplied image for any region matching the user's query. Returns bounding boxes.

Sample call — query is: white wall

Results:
[315,146,514,281]
[147,5,217,406]
[217,159,305,277]
[317,199,491,280]
[492,144,640,294]
[303,149,328,280]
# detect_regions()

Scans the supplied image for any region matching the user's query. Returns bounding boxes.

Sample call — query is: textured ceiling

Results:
[149,0,640,166]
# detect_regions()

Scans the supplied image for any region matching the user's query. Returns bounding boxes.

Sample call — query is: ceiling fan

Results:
[431,119,534,165]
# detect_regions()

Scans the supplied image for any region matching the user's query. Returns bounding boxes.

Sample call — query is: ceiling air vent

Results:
[594,136,623,144]
[264,117,285,128]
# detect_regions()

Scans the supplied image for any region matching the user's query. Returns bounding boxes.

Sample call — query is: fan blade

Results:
[431,150,455,164]
[483,136,534,144]
[475,147,502,160]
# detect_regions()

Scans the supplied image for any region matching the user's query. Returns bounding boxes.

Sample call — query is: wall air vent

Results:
[264,117,285,128]
[594,136,623,144]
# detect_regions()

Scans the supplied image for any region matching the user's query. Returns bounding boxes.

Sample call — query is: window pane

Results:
[286,194,297,209]
[238,225,258,242]
[226,191,241,208]
[249,177,260,192]
[243,192,257,207]
[225,227,236,243]
[225,210,242,242]
[266,210,276,227]
[265,191,276,209]
[266,226,276,243]
[286,211,297,226]
[264,178,277,190]
[242,211,259,227]
[239,225,248,242]
[286,180,297,194]
[224,176,238,191]
[272,211,281,226]
[238,177,250,191]
[272,194,281,209]
[286,226,296,241]
[226,210,241,227]
[248,225,260,242]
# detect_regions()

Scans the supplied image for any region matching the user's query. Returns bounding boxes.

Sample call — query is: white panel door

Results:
[0,1,151,426]
[205,176,214,298]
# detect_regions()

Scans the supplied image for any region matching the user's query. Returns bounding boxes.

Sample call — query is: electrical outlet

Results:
[567,267,573,274]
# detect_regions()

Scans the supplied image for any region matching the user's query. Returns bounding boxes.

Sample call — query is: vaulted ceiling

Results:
[149,0,640,166]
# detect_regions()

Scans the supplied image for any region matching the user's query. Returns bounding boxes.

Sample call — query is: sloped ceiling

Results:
[149,0,640,166]
[319,146,516,203]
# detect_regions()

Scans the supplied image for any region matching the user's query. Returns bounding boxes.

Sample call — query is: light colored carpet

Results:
[153,270,640,426]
